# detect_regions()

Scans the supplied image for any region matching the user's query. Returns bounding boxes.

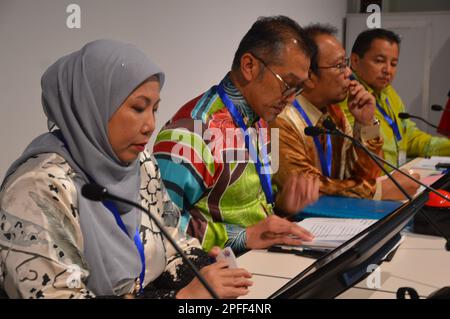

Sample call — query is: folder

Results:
[295,195,402,220]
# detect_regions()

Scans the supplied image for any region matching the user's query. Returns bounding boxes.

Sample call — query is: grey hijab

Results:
[2,39,165,296]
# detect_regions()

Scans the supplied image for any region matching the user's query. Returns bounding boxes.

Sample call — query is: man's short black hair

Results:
[352,28,401,58]
[303,23,338,75]
[231,15,315,71]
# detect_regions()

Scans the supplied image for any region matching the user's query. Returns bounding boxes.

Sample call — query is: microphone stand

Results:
[398,113,438,129]
[323,122,449,202]
[82,185,220,299]
[319,121,450,251]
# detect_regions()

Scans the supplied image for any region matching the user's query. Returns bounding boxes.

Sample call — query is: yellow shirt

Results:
[340,78,450,172]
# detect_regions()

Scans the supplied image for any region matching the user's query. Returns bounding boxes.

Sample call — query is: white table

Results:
[351,233,450,298]
[238,232,450,299]
[237,157,450,299]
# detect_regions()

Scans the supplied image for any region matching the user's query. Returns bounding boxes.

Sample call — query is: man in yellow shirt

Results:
[341,28,450,200]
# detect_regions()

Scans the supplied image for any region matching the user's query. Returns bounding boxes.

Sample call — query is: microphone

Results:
[306,120,412,201]
[81,183,108,202]
[322,118,337,131]
[431,105,450,113]
[81,183,220,299]
[322,118,450,203]
[432,105,445,112]
[311,120,411,200]
[324,119,450,247]
[398,112,438,129]
[308,120,450,250]
[304,126,327,137]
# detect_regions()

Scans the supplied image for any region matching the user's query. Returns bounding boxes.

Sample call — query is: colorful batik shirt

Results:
[153,74,273,254]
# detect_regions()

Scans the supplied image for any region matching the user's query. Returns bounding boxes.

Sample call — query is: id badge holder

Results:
[399,150,407,166]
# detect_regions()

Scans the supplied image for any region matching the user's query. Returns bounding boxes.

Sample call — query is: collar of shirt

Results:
[221,73,259,126]
[296,94,330,126]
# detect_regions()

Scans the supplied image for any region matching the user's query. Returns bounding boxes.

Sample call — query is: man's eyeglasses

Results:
[317,57,350,74]
[252,53,304,98]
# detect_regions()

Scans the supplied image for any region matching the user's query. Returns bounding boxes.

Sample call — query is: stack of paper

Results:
[296,218,376,251]
[411,156,450,170]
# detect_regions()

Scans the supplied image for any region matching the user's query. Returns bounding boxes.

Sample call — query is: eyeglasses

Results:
[317,57,350,73]
[252,53,304,98]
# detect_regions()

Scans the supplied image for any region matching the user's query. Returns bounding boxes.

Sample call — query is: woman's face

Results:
[108,78,160,164]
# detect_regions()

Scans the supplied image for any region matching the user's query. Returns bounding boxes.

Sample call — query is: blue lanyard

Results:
[293,100,332,177]
[376,98,402,142]
[53,131,146,296]
[103,200,145,296]
[216,83,274,205]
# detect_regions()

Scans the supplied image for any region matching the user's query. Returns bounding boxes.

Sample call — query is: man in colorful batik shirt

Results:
[154,16,320,254]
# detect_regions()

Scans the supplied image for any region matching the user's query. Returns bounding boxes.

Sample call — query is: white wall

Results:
[386,0,450,12]
[0,0,347,179]
[347,0,450,13]
[345,12,450,134]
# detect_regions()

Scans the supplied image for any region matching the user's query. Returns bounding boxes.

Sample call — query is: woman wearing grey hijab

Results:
[0,39,252,299]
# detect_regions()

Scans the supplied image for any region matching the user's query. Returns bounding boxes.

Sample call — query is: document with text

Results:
[296,218,377,250]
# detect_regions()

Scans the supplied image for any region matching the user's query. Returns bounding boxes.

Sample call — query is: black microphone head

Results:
[431,104,444,112]
[81,183,108,201]
[323,118,337,131]
[398,112,410,119]
[304,126,324,137]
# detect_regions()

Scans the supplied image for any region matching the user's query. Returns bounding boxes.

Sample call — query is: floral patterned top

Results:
[0,150,210,299]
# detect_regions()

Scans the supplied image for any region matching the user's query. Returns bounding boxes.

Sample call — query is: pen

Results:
[268,246,327,259]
